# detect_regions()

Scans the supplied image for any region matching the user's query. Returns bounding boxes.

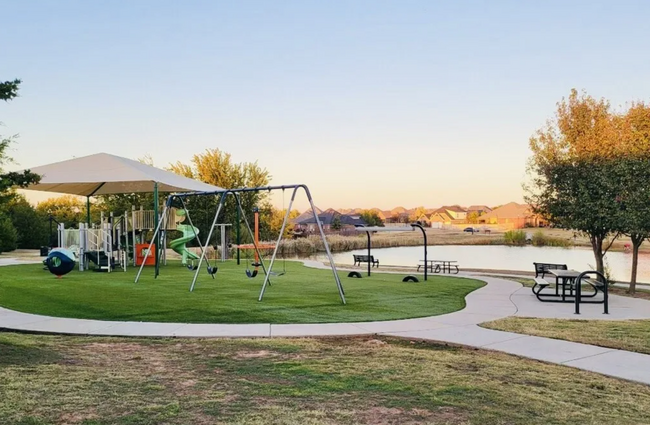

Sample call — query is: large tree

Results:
[0,79,40,253]
[615,103,650,292]
[168,149,271,244]
[36,195,87,228]
[6,195,49,248]
[527,89,622,276]
[360,210,384,227]
[1,79,41,205]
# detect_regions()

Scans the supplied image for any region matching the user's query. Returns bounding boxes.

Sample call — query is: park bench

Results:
[533,262,567,278]
[353,254,379,268]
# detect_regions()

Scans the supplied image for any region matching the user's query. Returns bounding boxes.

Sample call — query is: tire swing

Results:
[402,275,419,282]
[347,271,362,278]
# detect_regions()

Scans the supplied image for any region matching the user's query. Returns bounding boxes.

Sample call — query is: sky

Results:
[2,0,650,211]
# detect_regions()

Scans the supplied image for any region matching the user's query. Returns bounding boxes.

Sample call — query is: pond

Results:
[316,245,650,283]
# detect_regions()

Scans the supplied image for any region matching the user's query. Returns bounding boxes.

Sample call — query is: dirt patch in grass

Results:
[355,405,468,425]
[481,317,650,355]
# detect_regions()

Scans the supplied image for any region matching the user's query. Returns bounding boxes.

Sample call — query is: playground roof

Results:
[24,153,222,196]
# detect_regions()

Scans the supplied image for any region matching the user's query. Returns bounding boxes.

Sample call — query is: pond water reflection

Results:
[316,245,649,283]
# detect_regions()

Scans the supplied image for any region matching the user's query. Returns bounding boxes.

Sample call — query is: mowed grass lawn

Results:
[483,317,650,355]
[2,332,650,425]
[0,261,483,323]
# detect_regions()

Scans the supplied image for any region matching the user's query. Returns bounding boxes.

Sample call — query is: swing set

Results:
[134,184,345,304]
[232,206,287,279]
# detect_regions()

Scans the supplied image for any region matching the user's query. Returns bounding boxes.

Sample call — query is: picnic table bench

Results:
[532,270,609,314]
[533,262,567,279]
[353,254,379,268]
[418,260,459,274]
[417,260,441,273]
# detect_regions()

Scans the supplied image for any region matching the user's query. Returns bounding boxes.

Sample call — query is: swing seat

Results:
[246,269,258,278]
[186,264,199,271]
[207,266,218,277]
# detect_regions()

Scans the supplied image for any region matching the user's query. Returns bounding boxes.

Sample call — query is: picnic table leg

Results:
[555,275,559,296]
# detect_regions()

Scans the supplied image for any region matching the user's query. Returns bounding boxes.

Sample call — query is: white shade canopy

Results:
[23,153,222,196]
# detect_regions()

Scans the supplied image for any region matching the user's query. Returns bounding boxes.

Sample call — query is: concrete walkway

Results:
[2,262,650,385]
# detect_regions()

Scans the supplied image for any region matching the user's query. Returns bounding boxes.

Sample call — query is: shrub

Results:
[0,213,18,253]
[531,230,571,247]
[7,196,49,249]
[504,230,526,246]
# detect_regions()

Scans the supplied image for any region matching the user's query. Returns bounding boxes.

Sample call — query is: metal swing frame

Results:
[134,184,346,304]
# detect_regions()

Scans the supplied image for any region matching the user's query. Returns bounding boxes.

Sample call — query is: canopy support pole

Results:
[86,196,91,225]
[154,182,160,278]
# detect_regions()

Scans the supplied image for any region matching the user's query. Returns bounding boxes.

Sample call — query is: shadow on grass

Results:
[0,339,62,366]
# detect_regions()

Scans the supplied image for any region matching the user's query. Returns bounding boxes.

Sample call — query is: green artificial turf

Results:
[0,261,483,324]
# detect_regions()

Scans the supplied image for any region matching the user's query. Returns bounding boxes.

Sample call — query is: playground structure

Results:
[55,206,189,272]
[135,184,346,304]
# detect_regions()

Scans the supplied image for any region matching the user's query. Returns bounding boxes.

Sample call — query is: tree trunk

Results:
[590,235,605,277]
[629,234,644,295]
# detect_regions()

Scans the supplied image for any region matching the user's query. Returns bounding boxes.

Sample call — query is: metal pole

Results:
[189,194,226,292]
[86,196,91,225]
[411,223,427,281]
[153,182,160,278]
[177,196,213,270]
[303,186,346,304]
[124,210,129,270]
[259,187,298,301]
[236,206,241,265]
[367,230,371,277]
[134,202,169,283]
[220,224,226,262]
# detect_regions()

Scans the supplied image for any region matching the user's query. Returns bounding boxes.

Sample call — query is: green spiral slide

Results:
[170,211,200,265]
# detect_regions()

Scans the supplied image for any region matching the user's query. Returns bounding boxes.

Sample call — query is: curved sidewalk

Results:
[1,270,650,386]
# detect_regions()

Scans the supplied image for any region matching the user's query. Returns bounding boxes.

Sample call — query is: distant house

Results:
[477,202,546,229]
[292,206,323,225]
[467,205,492,216]
[429,211,454,225]
[293,208,366,233]
[431,205,467,223]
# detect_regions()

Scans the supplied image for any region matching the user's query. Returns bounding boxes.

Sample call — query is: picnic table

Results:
[430,260,460,274]
[417,260,441,273]
[549,269,581,301]
[531,269,610,314]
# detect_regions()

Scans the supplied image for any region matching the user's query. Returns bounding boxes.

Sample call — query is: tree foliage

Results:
[168,149,271,245]
[330,215,342,231]
[360,210,384,227]
[266,208,300,239]
[0,79,41,252]
[7,195,48,249]
[36,195,87,228]
[1,79,41,205]
[528,89,650,288]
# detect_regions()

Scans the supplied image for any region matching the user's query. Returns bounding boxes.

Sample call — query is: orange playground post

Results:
[253,207,260,264]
